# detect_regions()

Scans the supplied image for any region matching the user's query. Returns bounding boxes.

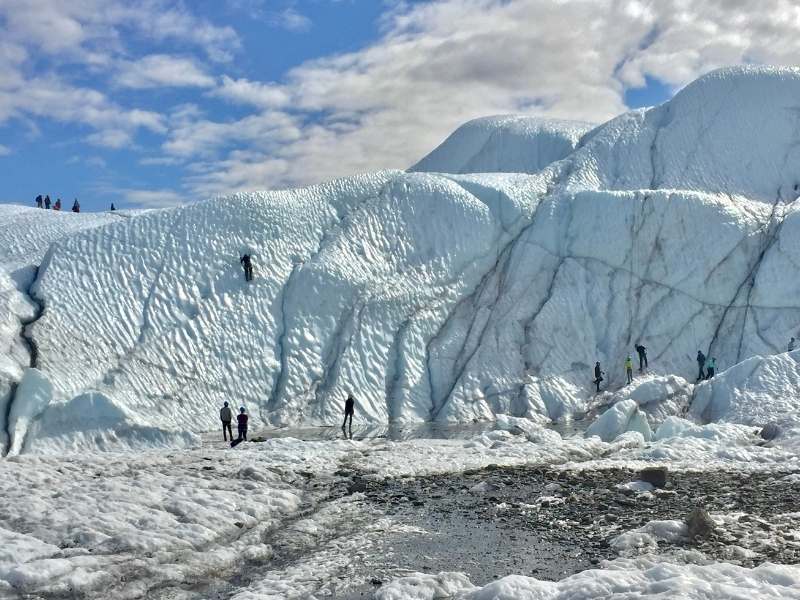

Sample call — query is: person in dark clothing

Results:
[696,350,706,381]
[110,203,116,211]
[342,394,355,437]
[240,254,253,282]
[593,362,604,393]
[237,407,248,440]
[72,199,80,213]
[635,343,648,371]
[44,196,51,209]
[35,195,43,208]
[789,337,796,353]
[53,198,61,211]
[220,401,233,441]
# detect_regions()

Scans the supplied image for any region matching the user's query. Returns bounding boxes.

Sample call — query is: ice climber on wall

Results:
[625,356,634,384]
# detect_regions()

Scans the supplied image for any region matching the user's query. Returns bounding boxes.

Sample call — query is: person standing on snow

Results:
[44,196,51,209]
[240,254,254,282]
[72,198,80,213]
[237,407,248,440]
[35,195,43,208]
[110,203,116,211]
[625,356,634,384]
[593,362,604,393]
[696,350,706,381]
[635,343,648,372]
[53,198,61,211]
[220,401,233,441]
[342,394,355,438]
[789,338,796,352]
[705,357,716,379]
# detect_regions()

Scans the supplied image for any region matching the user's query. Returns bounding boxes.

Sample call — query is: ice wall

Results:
[11,66,800,451]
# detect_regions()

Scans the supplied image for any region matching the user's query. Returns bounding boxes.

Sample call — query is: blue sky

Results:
[0,0,791,211]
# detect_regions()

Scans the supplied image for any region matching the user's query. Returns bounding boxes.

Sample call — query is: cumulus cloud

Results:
[269,8,312,32]
[119,188,185,207]
[115,55,215,89]
[177,0,800,197]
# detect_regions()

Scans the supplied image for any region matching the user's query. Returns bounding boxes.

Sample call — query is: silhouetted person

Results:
[53,198,61,211]
[593,362,604,393]
[110,203,116,211]
[240,254,253,282]
[72,198,80,213]
[220,401,233,441]
[635,343,648,371]
[44,196,51,209]
[625,355,633,384]
[35,195,43,208]
[696,350,706,381]
[790,337,796,353]
[342,394,355,437]
[705,357,716,379]
[237,407,248,441]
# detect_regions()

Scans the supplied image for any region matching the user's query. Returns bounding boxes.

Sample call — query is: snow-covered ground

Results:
[3,65,800,598]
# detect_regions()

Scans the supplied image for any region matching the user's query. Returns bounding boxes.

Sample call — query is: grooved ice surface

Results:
[0,206,123,451]
[12,65,800,452]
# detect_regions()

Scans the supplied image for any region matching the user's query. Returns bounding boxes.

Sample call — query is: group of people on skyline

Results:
[34,195,117,212]
[34,194,76,212]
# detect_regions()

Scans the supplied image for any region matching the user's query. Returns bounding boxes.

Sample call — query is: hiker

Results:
[72,199,80,213]
[593,362,604,393]
[635,343,648,371]
[35,195,43,208]
[53,198,61,211]
[342,394,355,436]
[625,355,634,384]
[790,337,796,353]
[705,356,716,379]
[237,407,248,441]
[110,203,116,211]
[219,401,233,441]
[240,254,253,282]
[44,196,51,209]
[696,350,706,381]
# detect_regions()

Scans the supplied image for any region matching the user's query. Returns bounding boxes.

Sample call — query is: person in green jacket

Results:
[705,357,716,379]
[625,355,634,384]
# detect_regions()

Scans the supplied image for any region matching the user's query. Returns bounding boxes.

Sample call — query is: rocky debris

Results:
[639,467,668,488]
[760,423,780,440]
[687,506,716,540]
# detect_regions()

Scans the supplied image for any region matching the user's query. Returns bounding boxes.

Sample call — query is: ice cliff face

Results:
[409,115,594,175]
[7,65,800,452]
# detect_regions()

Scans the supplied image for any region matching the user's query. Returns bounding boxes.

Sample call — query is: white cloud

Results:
[0,144,11,156]
[269,8,312,33]
[116,54,215,89]
[120,188,185,207]
[210,76,292,109]
[182,0,800,197]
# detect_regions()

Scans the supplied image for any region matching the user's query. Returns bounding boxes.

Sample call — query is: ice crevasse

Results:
[8,65,800,452]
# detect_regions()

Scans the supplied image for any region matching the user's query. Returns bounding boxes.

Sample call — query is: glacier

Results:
[4,65,800,453]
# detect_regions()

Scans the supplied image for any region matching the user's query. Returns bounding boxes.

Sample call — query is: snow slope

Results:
[0,206,126,452]
[8,65,800,452]
[409,115,594,175]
